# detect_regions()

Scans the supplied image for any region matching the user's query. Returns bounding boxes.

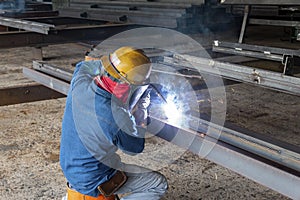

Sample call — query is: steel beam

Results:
[163,54,300,96]
[0,23,135,49]
[1,10,59,18]
[0,84,65,106]
[188,116,300,172]
[212,40,300,75]
[22,64,300,199]
[249,18,300,27]
[238,5,249,43]
[59,7,180,28]
[151,117,300,199]
[69,0,192,9]
[29,61,300,173]
[32,61,73,82]
[220,0,300,5]
[212,40,300,62]
[23,68,70,95]
[0,16,54,34]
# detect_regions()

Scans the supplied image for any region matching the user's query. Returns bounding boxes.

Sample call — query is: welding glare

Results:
[162,95,182,123]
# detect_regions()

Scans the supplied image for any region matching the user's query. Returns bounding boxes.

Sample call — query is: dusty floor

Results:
[0,26,299,200]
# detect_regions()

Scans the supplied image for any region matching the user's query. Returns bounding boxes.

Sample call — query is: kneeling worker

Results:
[60,46,168,200]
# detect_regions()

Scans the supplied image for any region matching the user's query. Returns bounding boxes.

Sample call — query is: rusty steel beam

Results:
[0,84,65,106]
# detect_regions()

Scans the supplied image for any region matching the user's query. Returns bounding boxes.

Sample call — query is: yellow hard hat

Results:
[101,47,151,85]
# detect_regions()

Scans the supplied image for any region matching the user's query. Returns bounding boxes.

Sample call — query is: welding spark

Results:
[162,95,182,124]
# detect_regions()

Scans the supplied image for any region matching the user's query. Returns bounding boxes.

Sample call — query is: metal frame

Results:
[58,7,181,28]
[238,5,249,43]
[22,62,300,199]
[249,18,300,27]
[212,40,300,75]
[0,16,54,34]
[163,54,300,96]
[220,0,300,5]
[69,0,192,9]
[0,84,65,106]
[0,23,135,49]
[23,67,70,95]
[152,117,300,199]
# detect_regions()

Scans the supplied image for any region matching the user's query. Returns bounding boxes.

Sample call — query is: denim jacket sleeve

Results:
[112,105,145,155]
[71,60,102,87]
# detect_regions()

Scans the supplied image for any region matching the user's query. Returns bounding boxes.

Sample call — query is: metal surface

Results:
[1,11,59,18]
[23,68,70,95]
[0,16,54,34]
[0,84,65,106]
[68,0,204,6]
[212,40,300,75]
[151,117,300,200]
[33,61,73,82]
[163,54,300,96]
[220,0,300,5]
[59,7,181,28]
[249,18,300,27]
[189,116,300,172]
[0,23,135,49]
[69,0,192,9]
[214,55,258,63]
[57,0,205,29]
[212,40,300,62]
[22,63,300,199]
[238,5,249,43]
[231,5,280,17]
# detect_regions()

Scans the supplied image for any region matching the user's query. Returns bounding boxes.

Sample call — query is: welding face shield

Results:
[94,65,150,111]
[99,47,152,111]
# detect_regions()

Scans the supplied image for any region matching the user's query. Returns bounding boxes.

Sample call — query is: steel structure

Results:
[0,84,64,106]
[0,16,54,34]
[56,0,230,31]
[249,18,300,27]
[220,0,300,5]
[162,54,300,96]
[0,22,135,48]
[22,61,300,199]
[212,40,300,75]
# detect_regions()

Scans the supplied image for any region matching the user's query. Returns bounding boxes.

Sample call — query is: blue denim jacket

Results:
[60,61,145,197]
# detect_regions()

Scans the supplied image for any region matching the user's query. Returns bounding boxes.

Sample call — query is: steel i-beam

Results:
[22,62,300,199]
[0,16,54,34]
[220,0,300,5]
[162,54,300,96]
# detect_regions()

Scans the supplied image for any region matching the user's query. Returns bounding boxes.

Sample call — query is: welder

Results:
[60,46,168,200]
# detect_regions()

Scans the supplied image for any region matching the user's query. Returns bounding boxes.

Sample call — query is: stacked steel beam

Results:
[57,0,234,32]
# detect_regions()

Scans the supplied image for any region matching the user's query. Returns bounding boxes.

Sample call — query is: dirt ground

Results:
[0,27,299,200]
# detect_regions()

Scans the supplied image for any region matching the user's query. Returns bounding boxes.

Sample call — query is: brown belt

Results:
[67,186,115,200]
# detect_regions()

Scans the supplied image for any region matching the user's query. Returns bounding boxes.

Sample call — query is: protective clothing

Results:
[60,48,167,199]
[101,47,151,85]
[60,60,146,197]
[85,47,151,110]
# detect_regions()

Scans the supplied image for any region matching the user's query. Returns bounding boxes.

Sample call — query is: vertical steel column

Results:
[238,5,250,43]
